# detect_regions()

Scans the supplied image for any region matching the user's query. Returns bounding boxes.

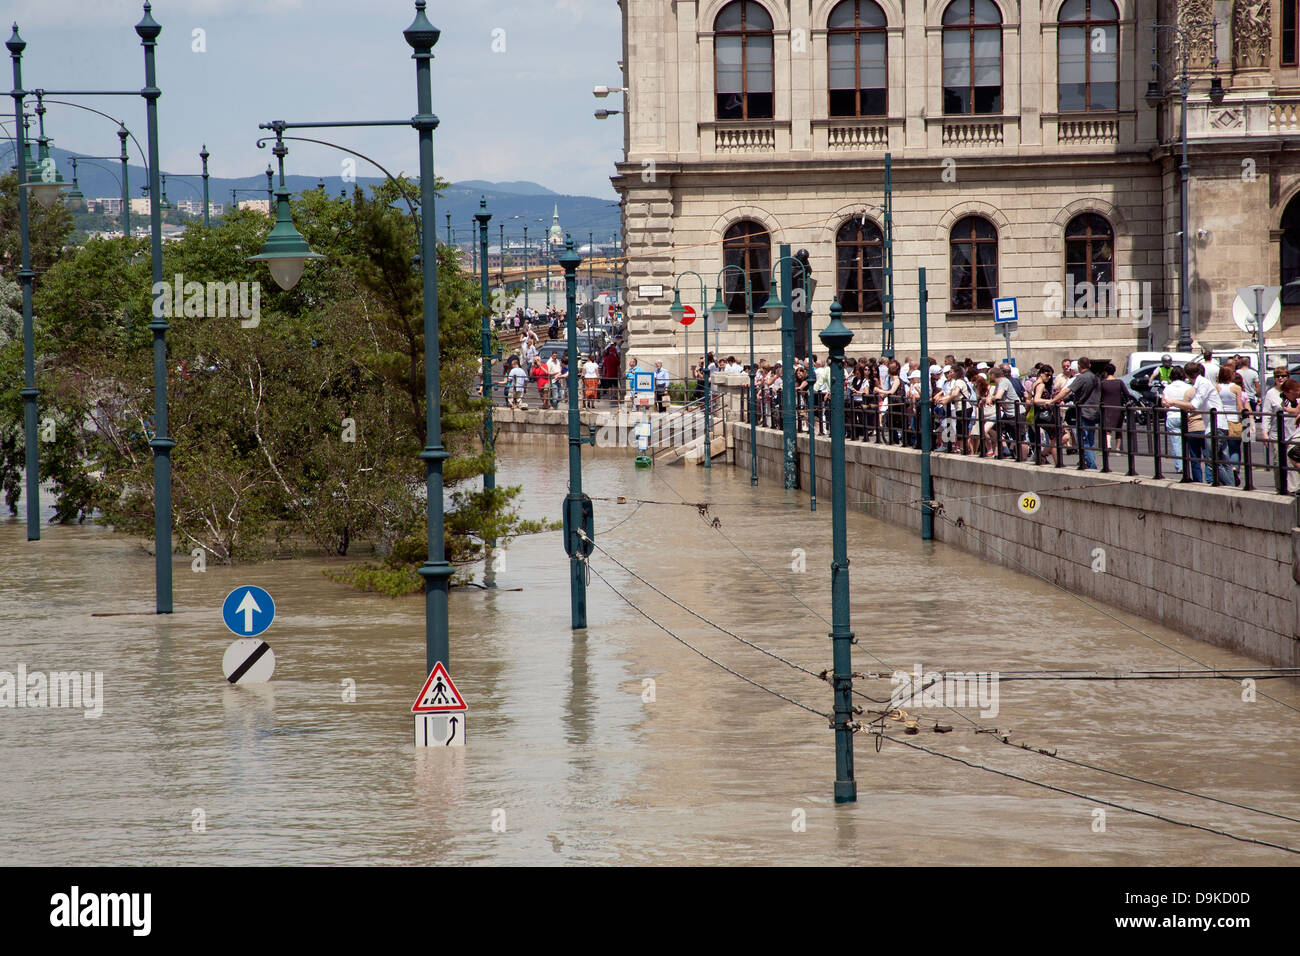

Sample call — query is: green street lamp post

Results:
[7,26,39,541]
[559,236,592,629]
[919,268,934,541]
[264,163,272,205]
[118,126,130,235]
[523,225,529,310]
[712,265,757,485]
[669,272,711,468]
[762,248,809,490]
[819,299,857,804]
[65,156,85,209]
[200,144,209,226]
[250,1,455,677]
[445,211,450,246]
[137,2,175,614]
[474,197,497,542]
[158,172,171,210]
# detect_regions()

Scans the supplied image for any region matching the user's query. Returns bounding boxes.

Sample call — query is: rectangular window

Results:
[716,35,743,119]
[1091,25,1118,110]
[1286,2,1298,67]
[971,31,1001,114]
[943,31,970,114]
[1059,26,1087,111]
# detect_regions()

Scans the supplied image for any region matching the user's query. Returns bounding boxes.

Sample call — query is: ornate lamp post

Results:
[819,299,857,804]
[712,266,757,485]
[1146,16,1223,351]
[249,1,456,677]
[669,272,711,467]
[474,197,497,531]
[559,236,593,629]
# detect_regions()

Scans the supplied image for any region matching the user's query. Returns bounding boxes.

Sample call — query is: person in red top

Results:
[530,357,552,409]
[601,343,621,401]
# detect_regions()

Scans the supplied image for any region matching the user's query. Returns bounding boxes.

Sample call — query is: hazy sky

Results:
[6,0,625,197]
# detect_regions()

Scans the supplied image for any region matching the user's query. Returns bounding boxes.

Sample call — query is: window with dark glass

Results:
[1286,2,1298,67]
[723,220,771,313]
[836,217,884,314]
[827,0,887,118]
[715,1,774,120]
[1058,0,1118,112]
[1282,196,1300,304]
[942,0,1002,115]
[950,216,997,311]
[1065,213,1114,288]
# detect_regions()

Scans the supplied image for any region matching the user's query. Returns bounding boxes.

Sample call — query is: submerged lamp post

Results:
[474,197,497,542]
[250,1,456,679]
[8,25,40,541]
[669,272,712,468]
[713,265,757,485]
[559,236,593,629]
[819,299,857,804]
[761,251,810,491]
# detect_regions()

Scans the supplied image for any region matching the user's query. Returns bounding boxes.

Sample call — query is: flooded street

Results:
[2,446,1298,865]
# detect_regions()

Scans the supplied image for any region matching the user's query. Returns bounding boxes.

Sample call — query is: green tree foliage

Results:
[0,175,544,590]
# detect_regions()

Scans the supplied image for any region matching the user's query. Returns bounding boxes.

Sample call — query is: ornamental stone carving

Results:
[1232,0,1270,69]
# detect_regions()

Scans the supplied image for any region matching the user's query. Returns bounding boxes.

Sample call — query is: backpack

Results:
[1009,375,1026,400]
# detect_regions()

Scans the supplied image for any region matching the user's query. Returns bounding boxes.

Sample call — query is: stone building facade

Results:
[611,0,1300,375]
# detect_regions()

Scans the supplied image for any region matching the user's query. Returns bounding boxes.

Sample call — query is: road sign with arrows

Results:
[412,662,467,748]
[221,585,275,637]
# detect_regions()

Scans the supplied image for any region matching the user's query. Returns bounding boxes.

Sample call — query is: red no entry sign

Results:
[680,305,696,326]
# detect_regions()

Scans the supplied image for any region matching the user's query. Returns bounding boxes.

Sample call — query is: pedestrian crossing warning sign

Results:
[411,661,467,713]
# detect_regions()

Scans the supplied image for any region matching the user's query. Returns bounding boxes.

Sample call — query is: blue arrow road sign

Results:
[221,586,275,637]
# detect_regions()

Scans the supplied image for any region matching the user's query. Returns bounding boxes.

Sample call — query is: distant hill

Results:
[456,180,557,197]
[14,146,619,245]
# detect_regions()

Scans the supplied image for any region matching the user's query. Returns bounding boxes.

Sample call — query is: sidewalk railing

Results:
[739,390,1298,495]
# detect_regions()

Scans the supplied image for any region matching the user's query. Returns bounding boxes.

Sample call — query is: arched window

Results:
[828,0,887,118]
[950,216,998,311]
[942,0,1002,115]
[723,220,771,313]
[1282,195,1300,304]
[715,2,774,120]
[836,217,884,314]
[1065,213,1114,287]
[1058,0,1118,112]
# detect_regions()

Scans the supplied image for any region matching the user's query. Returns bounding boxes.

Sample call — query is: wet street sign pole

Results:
[919,268,934,541]
[819,300,857,804]
[7,28,39,542]
[780,244,796,488]
[475,198,495,507]
[559,236,588,629]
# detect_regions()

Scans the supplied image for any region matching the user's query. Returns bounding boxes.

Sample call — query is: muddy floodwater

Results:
[2,445,1298,865]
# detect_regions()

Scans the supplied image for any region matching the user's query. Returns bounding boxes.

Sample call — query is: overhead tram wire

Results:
[584,560,830,721]
[630,460,1300,820]
[881,734,1300,856]
[577,529,888,695]
[581,488,1300,833]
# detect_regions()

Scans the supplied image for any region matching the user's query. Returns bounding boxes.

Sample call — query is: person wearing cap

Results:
[1153,354,1175,389]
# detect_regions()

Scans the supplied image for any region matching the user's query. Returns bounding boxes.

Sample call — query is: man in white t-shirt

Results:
[1235,355,1259,408]
[503,360,528,408]
[1160,367,1193,473]
[1200,347,1220,385]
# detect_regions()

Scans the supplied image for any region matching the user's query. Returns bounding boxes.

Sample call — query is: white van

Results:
[1125,351,1197,375]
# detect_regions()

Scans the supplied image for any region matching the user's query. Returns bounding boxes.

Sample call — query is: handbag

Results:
[1228,420,1243,439]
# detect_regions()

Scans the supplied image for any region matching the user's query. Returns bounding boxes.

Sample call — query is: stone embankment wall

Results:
[730,423,1300,668]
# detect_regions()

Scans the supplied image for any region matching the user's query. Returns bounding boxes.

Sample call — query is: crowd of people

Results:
[496,319,626,411]
[743,348,1300,491]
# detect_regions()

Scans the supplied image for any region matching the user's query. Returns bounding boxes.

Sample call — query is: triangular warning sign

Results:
[411,661,467,713]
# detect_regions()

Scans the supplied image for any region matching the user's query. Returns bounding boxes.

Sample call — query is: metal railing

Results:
[740,392,1299,495]
[650,392,726,463]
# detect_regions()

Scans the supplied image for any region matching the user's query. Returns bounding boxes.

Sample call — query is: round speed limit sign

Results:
[1017,492,1041,516]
